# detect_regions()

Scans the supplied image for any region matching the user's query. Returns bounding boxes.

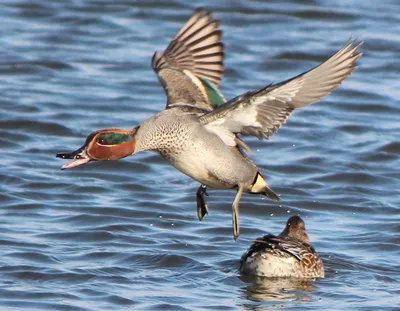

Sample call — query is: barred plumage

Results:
[240,216,324,278]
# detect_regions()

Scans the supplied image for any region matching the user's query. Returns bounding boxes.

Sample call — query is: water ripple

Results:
[0,0,399,310]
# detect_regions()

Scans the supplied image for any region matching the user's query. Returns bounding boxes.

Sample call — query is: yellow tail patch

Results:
[251,172,268,193]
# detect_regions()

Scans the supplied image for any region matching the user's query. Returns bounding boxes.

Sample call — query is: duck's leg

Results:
[196,184,209,221]
[232,185,244,240]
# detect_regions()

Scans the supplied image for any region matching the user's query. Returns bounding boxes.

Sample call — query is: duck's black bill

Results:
[56,152,75,159]
[56,147,90,170]
[56,145,85,159]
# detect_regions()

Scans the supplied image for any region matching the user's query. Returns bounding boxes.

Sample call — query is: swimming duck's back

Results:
[240,216,325,278]
[240,234,324,278]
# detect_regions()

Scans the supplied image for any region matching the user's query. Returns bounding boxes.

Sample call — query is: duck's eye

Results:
[96,133,132,145]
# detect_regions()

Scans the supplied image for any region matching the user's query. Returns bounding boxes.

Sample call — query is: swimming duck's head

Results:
[280,215,310,244]
[56,127,139,169]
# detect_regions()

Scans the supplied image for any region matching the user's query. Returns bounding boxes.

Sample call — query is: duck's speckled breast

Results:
[134,110,257,188]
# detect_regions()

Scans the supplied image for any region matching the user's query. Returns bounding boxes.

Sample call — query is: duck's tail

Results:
[250,172,280,202]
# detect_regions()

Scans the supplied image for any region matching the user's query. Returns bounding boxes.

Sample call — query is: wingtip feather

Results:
[153,9,224,87]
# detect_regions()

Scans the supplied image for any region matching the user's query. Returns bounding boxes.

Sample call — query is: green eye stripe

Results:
[96,133,133,145]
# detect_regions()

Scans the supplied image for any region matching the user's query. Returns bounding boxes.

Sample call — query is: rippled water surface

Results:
[1,0,399,310]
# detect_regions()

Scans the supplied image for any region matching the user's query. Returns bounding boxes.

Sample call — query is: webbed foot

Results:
[196,184,209,221]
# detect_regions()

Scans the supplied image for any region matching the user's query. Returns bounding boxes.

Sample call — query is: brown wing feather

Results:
[152,8,224,86]
[152,9,224,110]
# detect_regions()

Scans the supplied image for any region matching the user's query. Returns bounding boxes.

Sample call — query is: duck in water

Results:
[240,216,324,278]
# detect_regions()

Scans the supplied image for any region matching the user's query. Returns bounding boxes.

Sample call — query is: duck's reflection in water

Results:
[239,274,318,307]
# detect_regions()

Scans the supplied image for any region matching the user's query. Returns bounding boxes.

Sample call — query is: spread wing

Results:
[152,8,225,112]
[199,40,362,145]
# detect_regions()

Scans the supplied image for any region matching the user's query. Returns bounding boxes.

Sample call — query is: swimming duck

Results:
[57,9,362,240]
[240,216,324,278]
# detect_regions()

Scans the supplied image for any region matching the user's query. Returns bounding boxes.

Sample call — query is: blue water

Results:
[1,0,399,310]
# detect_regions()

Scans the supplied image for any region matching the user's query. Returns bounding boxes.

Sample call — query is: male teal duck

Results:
[240,216,324,278]
[57,9,362,239]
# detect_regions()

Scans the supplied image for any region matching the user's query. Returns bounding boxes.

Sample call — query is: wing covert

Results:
[199,40,362,140]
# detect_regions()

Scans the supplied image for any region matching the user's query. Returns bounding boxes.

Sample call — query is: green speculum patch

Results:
[200,78,226,108]
[96,133,133,145]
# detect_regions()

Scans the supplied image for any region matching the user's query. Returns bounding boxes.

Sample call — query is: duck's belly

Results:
[162,145,256,189]
[168,153,235,189]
